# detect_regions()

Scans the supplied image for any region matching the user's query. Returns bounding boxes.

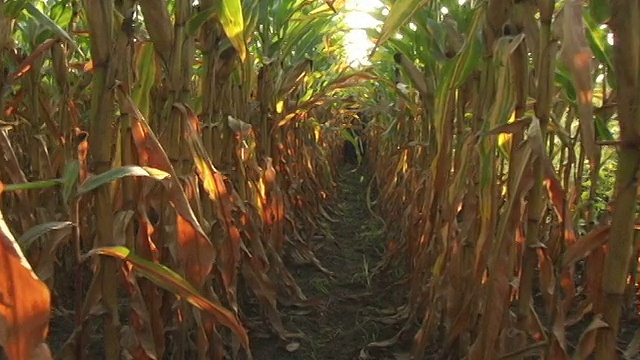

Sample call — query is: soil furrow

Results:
[251,165,401,360]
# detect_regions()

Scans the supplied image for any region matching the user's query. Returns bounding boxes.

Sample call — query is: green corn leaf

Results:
[242,0,261,36]
[279,15,332,60]
[595,116,614,141]
[23,2,81,55]
[218,0,246,62]
[433,5,485,147]
[584,12,613,71]
[186,6,217,36]
[18,221,73,250]
[61,160,79,203]
[555,68,577,102]
[49,0,73,27]
[371,0,431,56]
[589,0,610,24]
[187,1,246,61]
[132,42,156,120]
[77,166,170,196]
[3,179,63,192]
[3,0,28,18]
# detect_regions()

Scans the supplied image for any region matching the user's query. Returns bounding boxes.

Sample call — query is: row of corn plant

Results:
[0,0,370,358]
[362,0,639,359]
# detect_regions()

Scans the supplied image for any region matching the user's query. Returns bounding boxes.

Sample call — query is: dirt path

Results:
[251,165,402,360]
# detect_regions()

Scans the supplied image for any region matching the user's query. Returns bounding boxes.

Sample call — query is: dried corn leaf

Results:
[562,224,610,267]
[571,314,608,360]
[117,88,215,289]
[556,0,597,164]
[176,103,244,299]
[0,205,51,360]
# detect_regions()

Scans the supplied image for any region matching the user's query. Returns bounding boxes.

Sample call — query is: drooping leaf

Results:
[85,246,249,348]
[371,0,431,56]
[469,140,534,360]
[217,0,247,61]
[175,103,245,296]
[8,38,58,83]
[542,158,578,244]
[23,3,81,54]
[117,86,215,290]
[562,225,610,267]
[77,165,170,196]
[18,221,73,249]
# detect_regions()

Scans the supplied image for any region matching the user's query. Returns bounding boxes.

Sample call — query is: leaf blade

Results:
[218,0,246,61]
[86,246,249,348]
[371,0,431,56]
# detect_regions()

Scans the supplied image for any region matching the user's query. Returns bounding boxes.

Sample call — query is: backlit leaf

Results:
[371,0,431,56]
[77,165,170,195]
[217,0,246,61]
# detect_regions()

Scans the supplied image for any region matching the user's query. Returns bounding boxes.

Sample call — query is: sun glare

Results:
[343,0,382,67]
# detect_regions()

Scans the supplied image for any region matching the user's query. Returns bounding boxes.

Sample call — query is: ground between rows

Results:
[251,164,403,360]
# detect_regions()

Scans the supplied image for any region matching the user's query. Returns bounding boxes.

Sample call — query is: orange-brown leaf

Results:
[0,210,51,359]
[562,224,610,268]
[176,103,244,296]
[117,87,215,288]
[9,38,57,82]
[543,154,578,244]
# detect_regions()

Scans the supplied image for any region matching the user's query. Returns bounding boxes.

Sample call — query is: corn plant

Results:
[362,0,638,359]
[4,0,638,359]
[0,0,367,358]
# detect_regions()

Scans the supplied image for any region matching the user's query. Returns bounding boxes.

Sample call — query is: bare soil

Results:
[251,164,404,360]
